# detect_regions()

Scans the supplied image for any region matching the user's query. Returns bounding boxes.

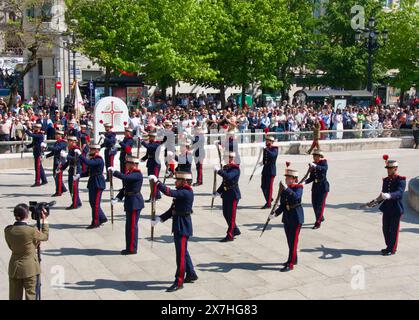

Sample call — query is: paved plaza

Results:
[0,148,418,300]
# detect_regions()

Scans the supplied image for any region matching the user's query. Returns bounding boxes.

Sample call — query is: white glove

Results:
[381,193,391,200]
[151,216,161,227]
[74,149,81,156]
[73,174,80,181]
[23,125,28,131]
[213,192,221,198]
[100,134,105,139]
[167,151,174,157]
[309,163,317,169]
[60,150,68,158]
[41,154,46,159]
[214,165,220,172]
[269,214,276,220]
[149,175,158,182]
[111,198,119,205]
[214,140,220,145]
[41,142,47,148]
[108,167,116,173]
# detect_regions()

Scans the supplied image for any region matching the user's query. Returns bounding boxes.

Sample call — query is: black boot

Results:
[184,274,198,283]
[166,283,183,292]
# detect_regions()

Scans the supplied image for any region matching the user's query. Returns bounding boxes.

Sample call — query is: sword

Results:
[110,172,114,230]
[298,165,312,184]
[260,181,285,237]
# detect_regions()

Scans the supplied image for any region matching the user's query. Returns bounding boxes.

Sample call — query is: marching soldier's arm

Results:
[61,160,69,171]
[34,224,49,242]
[389,179,406,200]
[80,156,101,167]
[217,168,239,180]
[45,151,54,158]
[314,161,328,172]
[159,207,173,222]
[274,203,285,216]
[283,186,303,202]
[157,182,188,199]
[265,147,278,159]
[4,227,12,250]
[305,172,314,184]
[140,140,149,148]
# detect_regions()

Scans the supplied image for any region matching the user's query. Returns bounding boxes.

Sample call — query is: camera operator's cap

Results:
[67,136,78,141]
[89,143,101,149]
[175,171,192,180]
[312,148,324,157]
[266,136,275,142]
[126,156,140,164]
[56,130,64,135]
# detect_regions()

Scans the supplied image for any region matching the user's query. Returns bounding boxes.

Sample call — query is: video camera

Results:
[29,201,56,221]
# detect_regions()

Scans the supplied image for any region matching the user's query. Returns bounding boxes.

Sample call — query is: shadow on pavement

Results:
[64,279,172,292]
[400,228,419,234]
[300,244,381,259]
[144,235,223,244]
[43,248,121,256]
[197,262,283,272]
[49,224,88,230]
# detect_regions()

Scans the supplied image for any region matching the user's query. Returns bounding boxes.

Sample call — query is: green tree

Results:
[380,0,418,104]
[313,0,386,90]
[3,0,58,108]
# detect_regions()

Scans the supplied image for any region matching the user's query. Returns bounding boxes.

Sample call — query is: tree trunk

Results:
[171,81,176,102]
[220,83,226,109]
[399,88,406,106]
[104,66,111,97]
[241,83,246,109]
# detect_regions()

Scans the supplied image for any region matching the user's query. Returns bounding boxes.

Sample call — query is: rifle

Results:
[360,194,385,209]
[249,146,264,183]
[260,181,286,237]
[298,165,312,184]
[211,142,223,210]
[110,172,114,230]
[150,179,156,247]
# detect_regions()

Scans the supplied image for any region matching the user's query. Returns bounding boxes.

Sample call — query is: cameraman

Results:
[4,204,49,300]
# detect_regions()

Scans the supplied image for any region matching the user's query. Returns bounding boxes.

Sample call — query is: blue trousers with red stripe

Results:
[147,165,161,199]
[68,174,82,208]
[382,212,401,253]
[34,156,47,185]
[174,234,196,286]
[54,168,67,195]
[312,191,328,224]
[222,197,240,240]
[261,174,275,207]
[125,209,141,253]
[88,187,107,226]
[284,222,301,268]
[195,162,203,184]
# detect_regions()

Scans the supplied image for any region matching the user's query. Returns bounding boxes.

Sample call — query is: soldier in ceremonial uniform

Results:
[118,126,134,173]
[269,164,304,272]
[149,171,198,292]
[5,204,49,300]
[67,120,80,140]
[260,136,279,209]
[304,148,329,229]
[141,131,162,201]
[306,118,321,154]
[213,151,241,242]
[162,120,176,178]
[76,144,108,229]
[109,157,144,255]
[192,126,205,186]
[379,155,406,256]
[79,125,90,175]
[61,136,82,209]
[45,130,67,197]
[24,123,48,187]
[100,123,117,182]
[171,139,193,173]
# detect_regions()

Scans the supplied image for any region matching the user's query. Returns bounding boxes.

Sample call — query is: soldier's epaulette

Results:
[291,184,304,188]
[398,176,406,180]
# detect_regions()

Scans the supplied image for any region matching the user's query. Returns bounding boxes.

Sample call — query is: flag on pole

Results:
[73,80,85,119]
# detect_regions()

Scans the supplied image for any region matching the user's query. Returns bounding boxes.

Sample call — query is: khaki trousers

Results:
[9,276,37,300]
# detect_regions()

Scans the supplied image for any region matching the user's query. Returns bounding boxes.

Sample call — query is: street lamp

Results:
[355,16,388,92]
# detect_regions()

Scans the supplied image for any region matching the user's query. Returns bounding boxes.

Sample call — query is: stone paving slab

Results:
[0,148,418,300]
